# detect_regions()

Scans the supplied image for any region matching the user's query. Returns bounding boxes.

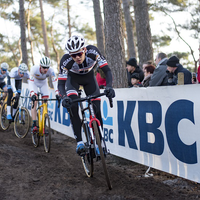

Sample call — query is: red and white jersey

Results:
[29,65,58,96]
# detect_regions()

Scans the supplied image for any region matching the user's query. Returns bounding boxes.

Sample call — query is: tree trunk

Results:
[18,38,22,66]
[19,0,28,65]
[67,0,71,38]
[39,0,49,57]
[133,0,153,66]
[39,0,52,87]
[27,0,34,66]
[50,16,60,72]
[103,0,127,88]
[93,0,105,56]
[122,0,136,58]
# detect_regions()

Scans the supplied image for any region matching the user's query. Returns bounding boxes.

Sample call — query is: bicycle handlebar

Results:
[72,92,113,108]
[32,98,61,109]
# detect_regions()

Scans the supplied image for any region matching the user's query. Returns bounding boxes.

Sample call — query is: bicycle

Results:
[31,92,61,153]
[0,95,30,138]
[70,90,113,190]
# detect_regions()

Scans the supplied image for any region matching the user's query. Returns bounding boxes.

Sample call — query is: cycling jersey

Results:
[59,45,111,80]
[7,67,30,111]
[0,70,9,89]
[8,67,30,94]
[29,65,58,97]
[0,70,9,84]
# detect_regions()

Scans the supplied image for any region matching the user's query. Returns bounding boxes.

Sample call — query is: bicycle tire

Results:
[81,123,94,177]
[43,114,51,153]
[0,102,10,131]
[92,121,112,190]
[14,107,30,138]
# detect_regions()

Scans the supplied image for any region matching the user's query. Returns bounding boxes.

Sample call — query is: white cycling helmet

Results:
[1,62,9,70]
[65,35,85,53]
[18,63,28,73]
[40,56,51,67]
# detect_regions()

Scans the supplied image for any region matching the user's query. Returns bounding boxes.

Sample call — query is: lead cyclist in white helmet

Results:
[29,56,61,134]
[0,62,9,100]
[7,63,30,120]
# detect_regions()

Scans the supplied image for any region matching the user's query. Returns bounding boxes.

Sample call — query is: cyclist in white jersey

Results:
[0,62,9,99]
[29,56,60,133]
[7,63,30,120]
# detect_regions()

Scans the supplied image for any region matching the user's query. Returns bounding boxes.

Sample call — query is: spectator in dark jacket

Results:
[126,57,144,87]
[166,55,192,85]
[130,73,143,88]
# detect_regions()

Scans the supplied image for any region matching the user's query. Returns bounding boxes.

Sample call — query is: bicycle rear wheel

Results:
[92,121,112,190]
[81,123,94,177]
[14,107,30,138]
[43,114,51,153]
[0,102,10,130]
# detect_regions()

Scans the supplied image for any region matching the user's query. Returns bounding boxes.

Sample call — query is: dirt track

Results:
[0,124,200,200]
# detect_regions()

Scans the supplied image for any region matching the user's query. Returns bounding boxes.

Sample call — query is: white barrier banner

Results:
[21,83,200,183]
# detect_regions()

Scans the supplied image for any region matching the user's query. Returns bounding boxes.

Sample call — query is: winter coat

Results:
[149,58,168,86]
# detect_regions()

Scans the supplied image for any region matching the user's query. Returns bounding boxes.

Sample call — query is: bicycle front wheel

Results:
[0,102,10,131]
[92,121,112,190]
[14,107,30,138]
[43,114,51,153]
[81,123,94,177]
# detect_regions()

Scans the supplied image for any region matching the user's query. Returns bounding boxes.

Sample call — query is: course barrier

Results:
[21,83,200,183]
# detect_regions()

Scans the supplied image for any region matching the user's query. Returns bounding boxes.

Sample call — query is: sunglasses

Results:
[70,50,84,58]
[42,66,49,69]
[2,69,7,72]
[19,71,24,75]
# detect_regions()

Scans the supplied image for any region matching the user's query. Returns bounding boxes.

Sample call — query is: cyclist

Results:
[58,35,115,156]
[7,63,30,120]
[29,56,61,133]
[0,62,9,100]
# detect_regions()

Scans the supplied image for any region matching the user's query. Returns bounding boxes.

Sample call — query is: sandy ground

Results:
[0,124,200,200]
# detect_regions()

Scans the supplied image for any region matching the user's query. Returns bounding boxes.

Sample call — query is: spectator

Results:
[149,52,168,86]
[141,64,156,87]
[130,73,142,87]
[126,57,144,87]
[166,55,192,85]
[142,60,154,72]
[197,64,200,83]
[95,67,106,89]
[191,72,197,84]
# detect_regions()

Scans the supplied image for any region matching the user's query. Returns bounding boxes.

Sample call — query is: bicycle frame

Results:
[31,93,60,153]
[37,100,48,136]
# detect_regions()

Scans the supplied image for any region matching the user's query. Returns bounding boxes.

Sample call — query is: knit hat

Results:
[131,73,140,80]
[166,56,179,67]
[126,57,137,67]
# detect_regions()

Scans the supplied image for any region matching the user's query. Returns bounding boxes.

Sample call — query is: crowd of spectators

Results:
[94,52,197,89]
[125,53,195,88]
